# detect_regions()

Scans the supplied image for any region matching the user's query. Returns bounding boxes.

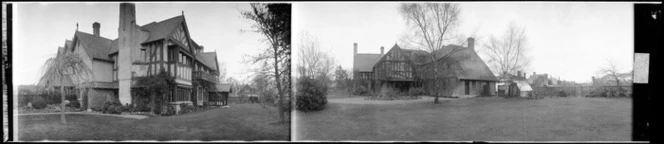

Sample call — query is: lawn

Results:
[295,96,632,141]
[18,104,290,141]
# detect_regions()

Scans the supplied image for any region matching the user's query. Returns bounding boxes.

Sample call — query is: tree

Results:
[241,3,291,123]
[333,65,352,96]
[483,22,531,77]
[597,59,631,97]
[399,3,463,104]
[218,61,228,83]
[296,31,336,83]
[38,52,94,124]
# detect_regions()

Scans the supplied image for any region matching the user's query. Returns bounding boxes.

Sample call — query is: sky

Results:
[13,2,266,85]
[294,2,635,83]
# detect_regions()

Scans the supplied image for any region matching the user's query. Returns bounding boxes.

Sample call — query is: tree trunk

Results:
[60,84,67,124]
[79,88,86,111]
[433,60,440,104]
[274,45,285,124]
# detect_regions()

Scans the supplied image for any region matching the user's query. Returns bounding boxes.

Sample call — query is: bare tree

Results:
[217,61,228,83]
[399,3,464,104]
[241,3,291,124]
[296,31,336,86]
[483,22,531,77]
[597,59,631,96]
[38,52,94,124]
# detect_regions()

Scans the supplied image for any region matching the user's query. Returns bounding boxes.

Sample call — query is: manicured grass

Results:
[296,96,631,141]
[18,104,289,141]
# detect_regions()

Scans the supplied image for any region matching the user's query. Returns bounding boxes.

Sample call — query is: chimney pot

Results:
[380,46,384,54]
[93,22,100,36]
[467,37,475,50]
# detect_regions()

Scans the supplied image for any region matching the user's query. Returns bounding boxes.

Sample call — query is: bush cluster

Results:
[31,97,48,109]
[408,87,426,96]
[352,85,369,96]
[178,103,198,114]
[100,101,124,114]
[66,100,81,109]
[161,105,176,116]
[296,77,328,112]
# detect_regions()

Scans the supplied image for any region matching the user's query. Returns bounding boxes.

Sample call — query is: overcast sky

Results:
[294,2,634,83]
[13,2,265,85]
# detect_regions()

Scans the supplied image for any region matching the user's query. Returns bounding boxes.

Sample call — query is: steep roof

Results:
[354,53,382,72]
[515,80,533,91]
[212,83,232,92]
[195,52,218,71]
[446,48,497,81]
[74,31,114,61]
[141,15,185,43]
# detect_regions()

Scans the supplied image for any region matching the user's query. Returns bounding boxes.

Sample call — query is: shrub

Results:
[179,103,197,114]
[161,105,176,116]
[101,101,123,114]
[558,91,568,97]
[67,100,81,109]
[296,77,328,112]
[18,94,34,107]
[408,87,426,96]
[352,85,369,96]
[31,97,48,109]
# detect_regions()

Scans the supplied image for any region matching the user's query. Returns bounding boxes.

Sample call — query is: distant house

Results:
[497,71,532,97]
[207,83,232,106]
[352,38,498,97]
[46,3,221,109]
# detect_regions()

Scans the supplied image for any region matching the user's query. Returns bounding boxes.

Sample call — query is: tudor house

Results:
[352,38,498,97]
[47,3,222,109]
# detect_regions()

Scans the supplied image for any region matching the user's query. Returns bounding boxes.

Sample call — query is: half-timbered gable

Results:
[373,44,416,82]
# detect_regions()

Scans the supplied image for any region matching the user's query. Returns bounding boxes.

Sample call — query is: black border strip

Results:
[4,2,13,142]
[633,3,658,142]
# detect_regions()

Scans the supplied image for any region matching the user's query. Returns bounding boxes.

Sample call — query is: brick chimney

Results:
[353,43,358,54]
[92,22,100,37]
[467,37,475,50]
[380,46,384,54]
[517,71,522,78]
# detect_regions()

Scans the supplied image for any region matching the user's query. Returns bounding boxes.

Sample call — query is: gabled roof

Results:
[515,80,533,91]
[212,83,232,92]
[140,15,185,43]
[354,53,382,72]
[74,31,114,61]
[195,52,218,71]
[446,47,497,81]
[108,39,119,55]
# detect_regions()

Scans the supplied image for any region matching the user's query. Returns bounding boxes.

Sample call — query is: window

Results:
[113,56,118,81]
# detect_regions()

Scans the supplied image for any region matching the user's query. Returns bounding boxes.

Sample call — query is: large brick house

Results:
[352,38,498,97]
[44,3,224,109]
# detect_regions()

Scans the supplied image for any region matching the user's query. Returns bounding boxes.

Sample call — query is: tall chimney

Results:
[353,43,358,54]
[92,22,100,36]
[517,71,522,78]
[118,3,136,105]
[467,37,475,50]
[380,46,384,54]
